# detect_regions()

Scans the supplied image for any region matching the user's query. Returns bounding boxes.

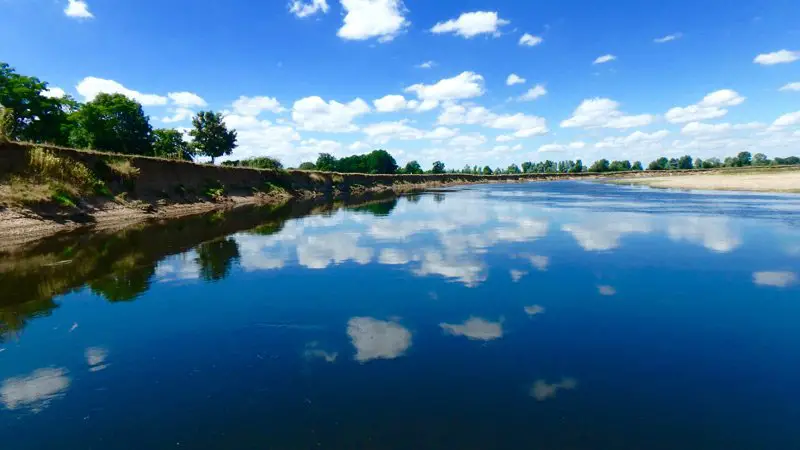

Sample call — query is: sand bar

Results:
[608,171,800,193]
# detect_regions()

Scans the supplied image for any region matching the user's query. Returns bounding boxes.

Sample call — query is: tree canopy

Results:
[68,93,154,155]
[189,111,237,163]
[153,128,193,160]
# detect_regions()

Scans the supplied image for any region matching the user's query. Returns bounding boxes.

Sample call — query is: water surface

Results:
[2,182,800,449]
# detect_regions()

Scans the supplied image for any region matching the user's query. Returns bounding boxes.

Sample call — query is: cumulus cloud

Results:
[405,72,485,108]
[594,130,669,149]
[506,74,526,86]
[665,89,745,124]
[562,215,652,251]
[289,0,329,18]
[42,87,66,99]
[780,82,800,92]
[538,141,586,153]
[338,0,409,43]
[1,368,71,412]
[222,114,302,161]
[654,33,682,43]
[680,121,764,136]
[519,84,547,101]
[754,50,799,65]
[76,77,168,106]
[666,216,741,253]
[167,92,207,108]
[373,94,412,112]
[524,305,545,316]
[593,54,616,64]
[296,232,373,268]
[291,96,370,132]
[439,104,548,138]
[561,98,653,129]
[65,0,93,19]
[232,96,284,115]
[347,317,412,362]
[519,33,543,47]
[530,378,577,401]
[771,111,800,129]
[440,317,503,341]
[753,271,797,287]
[417,60,435,69]
[430,11,510,38]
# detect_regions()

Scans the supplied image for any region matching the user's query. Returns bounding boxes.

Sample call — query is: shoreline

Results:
[603,169,800,193]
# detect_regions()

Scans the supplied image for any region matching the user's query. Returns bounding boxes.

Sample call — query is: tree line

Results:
[3,61,799,174]
[1,62,237,163]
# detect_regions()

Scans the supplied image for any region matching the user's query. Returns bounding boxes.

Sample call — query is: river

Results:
[1,181,799,449]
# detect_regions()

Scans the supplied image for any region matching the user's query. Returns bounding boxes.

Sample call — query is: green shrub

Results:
[29,147,96,189]
[0,107,14,141]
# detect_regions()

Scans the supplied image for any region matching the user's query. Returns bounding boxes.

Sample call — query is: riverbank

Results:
[0,142,575,245]
[604,168,800,193]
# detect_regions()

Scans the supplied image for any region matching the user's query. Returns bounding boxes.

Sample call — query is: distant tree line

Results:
[0,62,237,163]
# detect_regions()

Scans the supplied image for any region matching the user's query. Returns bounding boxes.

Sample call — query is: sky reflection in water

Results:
[1,181,799,449]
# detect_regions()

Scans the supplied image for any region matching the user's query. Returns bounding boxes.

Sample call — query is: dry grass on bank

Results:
[608,170,800,193]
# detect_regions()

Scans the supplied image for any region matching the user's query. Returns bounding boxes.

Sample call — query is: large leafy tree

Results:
[68,93,154,155]
[189,111,237,164]
[0,62,76,144]
[153,128,194,160]
[404,160,423,174]
[364,149,398,174]
[431,161,445,174]
[588,159,610,172]
[315,153,338,171]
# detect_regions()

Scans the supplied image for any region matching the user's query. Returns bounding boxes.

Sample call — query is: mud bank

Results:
[0,142,580,244]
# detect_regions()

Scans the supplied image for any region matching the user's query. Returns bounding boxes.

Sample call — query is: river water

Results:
[1,181,799,449]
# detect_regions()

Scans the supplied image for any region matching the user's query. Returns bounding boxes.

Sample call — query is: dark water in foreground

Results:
[2,182,800,449]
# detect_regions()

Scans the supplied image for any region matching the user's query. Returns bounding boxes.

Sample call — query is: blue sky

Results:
[1,0,799,167]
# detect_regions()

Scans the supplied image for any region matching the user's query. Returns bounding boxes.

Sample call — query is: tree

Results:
[189,111,237,164]
[678,155,693,170]
[0,62,76,145]
[68,93,154,155]
[609,160,632,172]
[588,159,610,172]
[153,128,193,160]
[737,151,752,167]
[222,156,283,170]
[298,162,316,170]
[195,237,240,282]
[572,160,584,173]
[753,153,769,166]
[632,161,643,171]
[702,157,722,169]
[648,157,669,170]
[507,163,521,174]
[402,160,422,174]
[521,161,533,173]
[482,166,493,175]
[431,161,445,174]
[694,158,703,169]
[364,149,398,174]
[315,153,337,171]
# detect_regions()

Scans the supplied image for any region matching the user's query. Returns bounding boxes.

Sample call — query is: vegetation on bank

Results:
[2,60,799,179]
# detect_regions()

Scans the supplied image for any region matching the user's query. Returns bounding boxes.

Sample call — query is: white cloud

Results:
[232,96,284,115]
[42,87,66,99]
[519,33,543,47]
[780,82,800,92]
[593,54,616,64]
[85,347,109,372]
[440,317,503,341]
[597,285,616,296]
[519,84,547,101]
[654,33,682,43]
[373,94,411,112]
[664,89,746,124]
[405,72,485,107]
[348,317,412,362]
[510,269,527,282]
[754,50,799,65]
[522,254,550,271]
[1,368,71,412]
[363,120,424,144]
[496,135,514,142]
[530,378,576,401]
[753,271,797,287]
[562,215,652,251]
[291,96,370,132]
[304,342,338,362]
[168,92,207,108]
[160,108,195,124]
[289,0,329,18]
[449,133,487,147]
[667,216,741,253]
[430,11,510,38]
[771,111,800,129]
[524,305,545,316]
[338,0,409,43]
[439,104,548,138]
[297,232,373,268]
[561,98,653,129]
[222,114,302,161]
[538,141,586,153]
[76,77,168,106]
[417,61,435,69]
[594,130,669,149]
[427,126,459,140]
[65,0,93,19]
[506,74,526,86]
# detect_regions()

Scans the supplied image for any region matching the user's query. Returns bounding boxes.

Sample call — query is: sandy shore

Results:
[608,171,800,193]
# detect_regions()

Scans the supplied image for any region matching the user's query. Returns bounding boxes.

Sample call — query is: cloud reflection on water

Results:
[1,367,71,412]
